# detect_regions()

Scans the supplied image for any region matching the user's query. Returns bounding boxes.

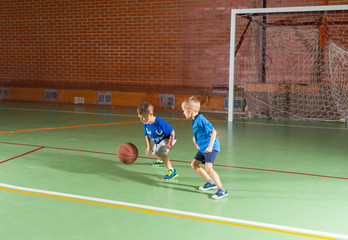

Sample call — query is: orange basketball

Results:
[117,142,138,164]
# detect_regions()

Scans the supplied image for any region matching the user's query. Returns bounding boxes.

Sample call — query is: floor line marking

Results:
[0,121,142,134]
[0,141,116,155]
[0,107,185,120]
[211,119,348,131]
[0,141,347,180]
[0,147,44,164]
[0,118,186,134]
[2,107,347,131]
[0,107,140,118]
[212,164,348,180]
[0,183,346,240]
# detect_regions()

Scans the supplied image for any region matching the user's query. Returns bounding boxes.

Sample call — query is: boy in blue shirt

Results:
[137,101,178,180]
[181,96,228,199]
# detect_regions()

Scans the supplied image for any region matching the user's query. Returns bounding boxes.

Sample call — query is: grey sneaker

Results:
[211,189,228,199]
[199,182,217,191]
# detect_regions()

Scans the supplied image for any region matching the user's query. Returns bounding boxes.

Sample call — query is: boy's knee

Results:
[191,160,199,169]
[205,164,213,173]
[190,162,195,169]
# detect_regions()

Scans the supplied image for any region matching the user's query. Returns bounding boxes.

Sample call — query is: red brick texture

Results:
[0,0,346,94]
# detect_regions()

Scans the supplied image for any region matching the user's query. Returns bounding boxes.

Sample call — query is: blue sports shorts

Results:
[194,150,218,164]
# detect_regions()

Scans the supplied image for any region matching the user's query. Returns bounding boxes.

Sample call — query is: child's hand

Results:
[165,144,173,150]
[145,147,152,156]
[205,146,213,153]
[193,136,199,150]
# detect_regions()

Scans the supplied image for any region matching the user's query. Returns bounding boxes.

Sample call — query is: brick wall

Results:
[0,0,345,96]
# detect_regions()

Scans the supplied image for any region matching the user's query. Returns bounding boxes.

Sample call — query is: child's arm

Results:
[165,130,175,149]
[145,135,152,156]
[205,129,217,153]
[192,136,199,150]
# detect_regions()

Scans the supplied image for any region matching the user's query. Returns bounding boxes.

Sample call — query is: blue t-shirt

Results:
[192,113,220,153]
[143,117,176,144]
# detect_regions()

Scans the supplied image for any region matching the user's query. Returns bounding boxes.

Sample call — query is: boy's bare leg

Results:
[156,154,173,170]
[191,159,210,181]
[205,162,222,188]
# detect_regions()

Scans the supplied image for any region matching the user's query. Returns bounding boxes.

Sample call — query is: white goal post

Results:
[228,5,348,122]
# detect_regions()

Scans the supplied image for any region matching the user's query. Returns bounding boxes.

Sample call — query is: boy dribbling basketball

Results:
[137,101,178,180]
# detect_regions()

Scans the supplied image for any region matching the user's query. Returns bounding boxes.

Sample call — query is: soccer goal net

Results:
[228,5,348,122]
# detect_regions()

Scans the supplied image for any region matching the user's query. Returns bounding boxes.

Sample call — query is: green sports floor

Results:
[1,102,348,240]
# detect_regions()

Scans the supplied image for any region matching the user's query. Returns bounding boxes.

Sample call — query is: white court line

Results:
[211,119,348,131]
[0,107,139,118]
[0,107,176,120]
[239,122,348,131]
[0,183,347,239]
[1,107,348,131]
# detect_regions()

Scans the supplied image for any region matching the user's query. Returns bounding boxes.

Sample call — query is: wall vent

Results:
[45,89,58,101]
[74,97,85,104]
[0,88,9,99]
[97,92,112,105]
[159,94,175,109]
[225,97,243,111]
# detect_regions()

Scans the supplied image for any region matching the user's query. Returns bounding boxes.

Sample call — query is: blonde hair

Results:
[137,101,154,115]
[181,96,200,112]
